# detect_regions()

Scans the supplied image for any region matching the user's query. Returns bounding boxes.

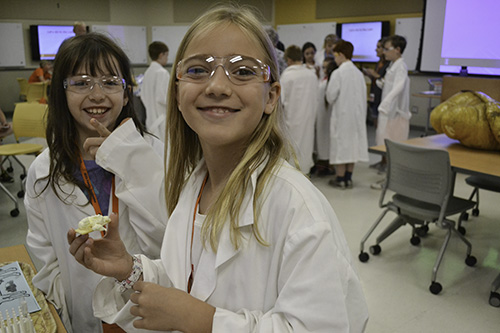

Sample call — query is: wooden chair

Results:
[16,78,28,101]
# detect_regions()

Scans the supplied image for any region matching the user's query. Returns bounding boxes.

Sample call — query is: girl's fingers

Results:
[90,118,112,137]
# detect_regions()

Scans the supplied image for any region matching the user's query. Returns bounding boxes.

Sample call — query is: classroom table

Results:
[0,244,67,332]
[369,133,500,178]
[412,90,442,136]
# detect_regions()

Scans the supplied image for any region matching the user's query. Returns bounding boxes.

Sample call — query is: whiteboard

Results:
[0,23,26,67]
[395,17,422,71]
[277,22,337,54]
[152,26,190,64]
[91,25,148,64]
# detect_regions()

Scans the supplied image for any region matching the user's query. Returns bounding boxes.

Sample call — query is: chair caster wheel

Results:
[489,292,500,307]
[358,252,369,263]
[465,255,477,267]
[458,226,466,235]
[416,226,428,237]
[472,208,479,217]
[17,190,24,198]
[410,236,421,246]
[7,166,14,173]
[369,245,381,255]
[462,212,469,221]
[10,208,19,217]
[429,282,442,295]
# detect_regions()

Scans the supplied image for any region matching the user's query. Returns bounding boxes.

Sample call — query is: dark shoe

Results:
[345,180,353,189]
[0,171,14,183]
[317,167,336,177]
[329,179,346,189]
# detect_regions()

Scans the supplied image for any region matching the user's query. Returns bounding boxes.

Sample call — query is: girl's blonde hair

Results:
[165,3,292,251]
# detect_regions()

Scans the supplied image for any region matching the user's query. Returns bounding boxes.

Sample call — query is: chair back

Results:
[26,82,48,103]
[17,78,29,100]
[385,139,452,206]
[12,102,48,141]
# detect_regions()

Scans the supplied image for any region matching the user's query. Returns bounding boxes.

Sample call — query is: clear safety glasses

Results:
[176,54,271,85]
[63,75,126,94]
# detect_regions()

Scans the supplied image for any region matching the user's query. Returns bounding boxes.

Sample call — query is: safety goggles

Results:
[176,54,271,85]
[63,75,126,94]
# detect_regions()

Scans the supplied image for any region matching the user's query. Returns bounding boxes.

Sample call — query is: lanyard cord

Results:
[79,154,118,236]
[188,173,208,293]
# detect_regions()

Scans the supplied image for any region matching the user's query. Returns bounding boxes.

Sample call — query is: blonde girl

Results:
[69,4,368,332]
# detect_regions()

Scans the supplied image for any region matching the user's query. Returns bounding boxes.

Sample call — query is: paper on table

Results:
[0,261,41,314]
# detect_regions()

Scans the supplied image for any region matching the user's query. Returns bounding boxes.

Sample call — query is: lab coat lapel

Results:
[191,169,257,301]
[34,154,94,217]
[161,163,207,292]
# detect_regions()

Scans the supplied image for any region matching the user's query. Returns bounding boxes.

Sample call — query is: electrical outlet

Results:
[411,106,419,114]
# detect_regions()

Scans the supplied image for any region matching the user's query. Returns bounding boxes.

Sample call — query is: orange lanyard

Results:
[79,154,118,236]
[188,174,208,294]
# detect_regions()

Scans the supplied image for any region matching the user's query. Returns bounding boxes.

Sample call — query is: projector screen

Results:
[30,25,75,61]
[419,0,500,75]
[336,21,390,63]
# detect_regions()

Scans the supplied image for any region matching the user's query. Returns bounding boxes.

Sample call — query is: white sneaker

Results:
[370,178,385,190]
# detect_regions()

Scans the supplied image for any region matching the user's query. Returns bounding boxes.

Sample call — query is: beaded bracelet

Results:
[116,255,143,293]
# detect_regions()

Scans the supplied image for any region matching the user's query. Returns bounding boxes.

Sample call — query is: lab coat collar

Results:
[162,158,262,301]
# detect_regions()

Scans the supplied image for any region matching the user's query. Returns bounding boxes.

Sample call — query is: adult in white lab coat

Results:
[25,121,167,333]
[326,40,369,189]
[140,41,170,142]
[281,45,319,174]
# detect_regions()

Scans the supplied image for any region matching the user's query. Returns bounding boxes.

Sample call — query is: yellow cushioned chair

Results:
[0,102,47,217]
[26,82,48,103]
[17,78,29,101]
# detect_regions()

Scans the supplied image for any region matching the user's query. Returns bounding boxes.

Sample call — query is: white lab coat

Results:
[375,57,411,145]
[326,61,369,164]
[281,64,319,174]
[93,160,369,332]
[315,78,331,160]
[140,61,170,142]
[25,120,167,333]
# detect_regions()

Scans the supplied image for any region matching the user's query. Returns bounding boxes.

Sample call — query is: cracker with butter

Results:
[75,214,111,235]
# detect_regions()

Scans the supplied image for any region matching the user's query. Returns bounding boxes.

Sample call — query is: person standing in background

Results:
[314,58,337,176]
[371,35,411,189]
[140,41,170,142]
[302,41,320,78]
[363,38,389,129]
[315,33,339,78]
[265,27,287,75]
[29,60,52,83]
[326,40,369,189]
[73,21,87,36]
[281,45,319,175]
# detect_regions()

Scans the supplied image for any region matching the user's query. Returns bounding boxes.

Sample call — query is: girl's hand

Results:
[129,283,215,332]
[83,118,111,159]
[83,118,132,159]
[67,213,133,281]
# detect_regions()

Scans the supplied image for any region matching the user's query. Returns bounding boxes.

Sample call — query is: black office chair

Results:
[359,139,477,294]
